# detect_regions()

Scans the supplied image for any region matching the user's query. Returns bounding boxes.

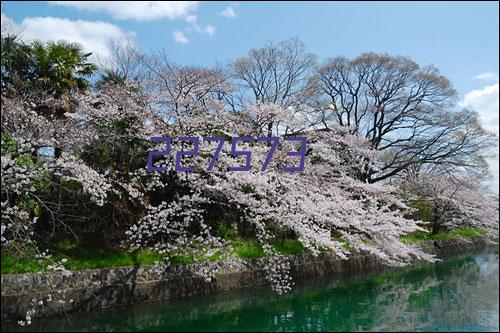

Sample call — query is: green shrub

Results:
[232,239,265,258]
[411,199,433,222]
[401,227,486,244]
[273,239,308,255]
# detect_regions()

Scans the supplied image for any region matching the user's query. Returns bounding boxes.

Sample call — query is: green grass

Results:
[273,239,308,255]
[332,236,352,249]
[400,227,487,244]
[233,240,266,258]
[170,248,223,264]
[1,238,305,273]
[1,246,164,274]
[1,252,41,274]
[2,228,487,274]
[232,239,309,258]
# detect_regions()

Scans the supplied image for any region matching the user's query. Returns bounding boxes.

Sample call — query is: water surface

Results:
[3,250,499,332]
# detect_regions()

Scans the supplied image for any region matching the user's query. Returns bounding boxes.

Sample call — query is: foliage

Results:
[400,228,487,244]
[1,36,96,99]
[1,247,163,274]
[1,238,309,273]
[410,200,434,223]
[400,171,499,235]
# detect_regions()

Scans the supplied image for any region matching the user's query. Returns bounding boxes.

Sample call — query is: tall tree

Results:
[30,40,96,98]
[96,38,143,87]
[232,37,318,136]
[1,37,97,160]
[1,38,96,99]
[1,35,35,96]
[317,53,494,182]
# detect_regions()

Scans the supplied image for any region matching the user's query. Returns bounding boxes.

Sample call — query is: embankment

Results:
[1,236,497,321]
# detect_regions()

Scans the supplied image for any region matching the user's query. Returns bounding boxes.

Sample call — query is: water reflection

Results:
[3,251,499,332]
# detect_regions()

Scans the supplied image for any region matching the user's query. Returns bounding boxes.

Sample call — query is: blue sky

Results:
[1,1,498,95]
[1,1,499,191]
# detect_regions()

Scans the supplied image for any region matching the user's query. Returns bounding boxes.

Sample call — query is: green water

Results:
[3,250,499,332]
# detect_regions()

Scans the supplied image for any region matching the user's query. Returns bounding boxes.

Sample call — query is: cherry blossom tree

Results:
[316,53,494,183]
[2,53,497,300]
[399,170,499,236]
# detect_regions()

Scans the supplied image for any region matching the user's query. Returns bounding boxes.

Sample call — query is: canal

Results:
[3,249,499,332]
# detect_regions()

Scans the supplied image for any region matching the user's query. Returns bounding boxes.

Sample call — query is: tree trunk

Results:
[431,206,440,234]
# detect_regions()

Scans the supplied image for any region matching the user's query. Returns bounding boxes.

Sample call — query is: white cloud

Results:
[205,25,216,36]
[185,14,197,24]
[460,83,500,193]
[475,72,499,81]
[1,12,19,35]
[461,83,499,136]
[220,6,237,18]
[1,13,135,60]
[48,1,199,21]
[46,1,216,42]
[172,30,188,44]
[184,15,216,37]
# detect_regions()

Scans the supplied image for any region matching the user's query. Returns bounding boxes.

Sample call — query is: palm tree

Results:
[29,41,97,157]
[30,40,96,99]
[95,68,128,87]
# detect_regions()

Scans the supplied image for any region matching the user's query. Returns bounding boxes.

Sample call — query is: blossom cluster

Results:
[1,79,497,302]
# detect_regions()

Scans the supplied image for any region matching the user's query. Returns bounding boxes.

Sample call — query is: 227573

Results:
[146,136,307,173]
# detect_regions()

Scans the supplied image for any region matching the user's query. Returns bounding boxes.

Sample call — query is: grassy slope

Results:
[1,239,308,274]
[400,227,486,244]
[1,228,486,274]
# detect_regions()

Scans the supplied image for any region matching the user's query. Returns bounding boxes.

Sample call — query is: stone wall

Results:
[1,236,497,321]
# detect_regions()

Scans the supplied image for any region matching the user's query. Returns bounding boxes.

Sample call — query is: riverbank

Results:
[1,236,497,322]
[3,249,499,332]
